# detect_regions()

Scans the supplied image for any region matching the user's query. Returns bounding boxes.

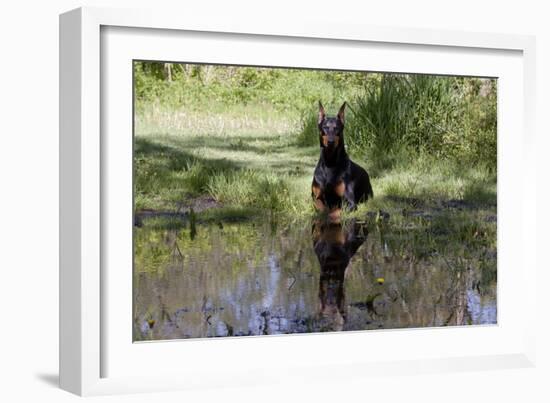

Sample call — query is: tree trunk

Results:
[163,63,172,82]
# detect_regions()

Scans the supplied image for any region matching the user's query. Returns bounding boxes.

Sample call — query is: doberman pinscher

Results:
[311,102,373,220]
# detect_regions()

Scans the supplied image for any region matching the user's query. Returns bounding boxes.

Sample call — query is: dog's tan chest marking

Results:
[312,180,345,213]
[335,180,345,197]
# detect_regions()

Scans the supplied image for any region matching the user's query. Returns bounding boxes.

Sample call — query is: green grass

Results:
[134,62,368,113]
[366,155,496,206]
[134,104,317,216]
[135,103,496,226]
[296,74,497,173]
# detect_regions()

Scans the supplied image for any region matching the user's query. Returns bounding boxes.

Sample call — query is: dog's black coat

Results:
[311,102,373,212]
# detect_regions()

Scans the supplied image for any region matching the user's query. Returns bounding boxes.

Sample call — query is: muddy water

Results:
[133,217,496,341]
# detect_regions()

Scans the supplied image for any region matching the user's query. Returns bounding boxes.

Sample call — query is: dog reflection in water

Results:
[312,219,368,331]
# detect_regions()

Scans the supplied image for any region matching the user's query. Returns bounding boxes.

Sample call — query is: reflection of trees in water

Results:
[440,257,471,326]
[133,219,496,341]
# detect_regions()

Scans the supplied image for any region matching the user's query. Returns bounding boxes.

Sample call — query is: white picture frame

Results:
[59,6,537,396]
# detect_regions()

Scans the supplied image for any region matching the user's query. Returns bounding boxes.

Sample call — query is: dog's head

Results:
[318,101,346,150]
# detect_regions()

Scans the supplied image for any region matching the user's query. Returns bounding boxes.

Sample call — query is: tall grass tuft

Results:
[295,110,319,147]
[297,74,497,174]
[205,170,308,213]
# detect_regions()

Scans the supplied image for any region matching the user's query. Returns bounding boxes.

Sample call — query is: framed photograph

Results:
[60,6,537,396]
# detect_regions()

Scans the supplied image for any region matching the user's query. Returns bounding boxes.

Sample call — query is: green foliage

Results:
[135,62,496,174]
[134,61,497,223]
[342,74,497,171]
[134,62,359,113]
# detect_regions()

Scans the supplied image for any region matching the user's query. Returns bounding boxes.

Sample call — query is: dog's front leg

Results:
[312,180,326,211]
[344,185,357,211]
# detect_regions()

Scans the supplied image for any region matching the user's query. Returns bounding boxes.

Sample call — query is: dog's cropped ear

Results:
[337,102,346,124]
[318,101,326,125]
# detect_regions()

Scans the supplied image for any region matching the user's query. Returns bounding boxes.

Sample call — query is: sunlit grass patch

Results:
[136,103,298,138]
[359,154,496,207]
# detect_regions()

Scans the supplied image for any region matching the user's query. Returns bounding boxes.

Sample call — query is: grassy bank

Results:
[134,104,316,218]
[135,104,496,225]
